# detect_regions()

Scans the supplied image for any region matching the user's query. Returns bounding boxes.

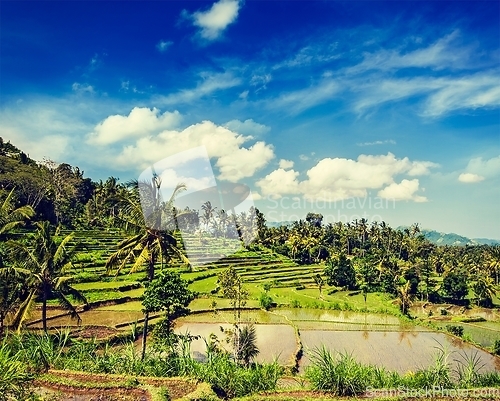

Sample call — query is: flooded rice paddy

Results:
[175,308,500,373]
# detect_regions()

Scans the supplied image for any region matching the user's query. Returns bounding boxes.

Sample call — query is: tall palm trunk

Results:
[141,255,155,361]
[42,282,48,333]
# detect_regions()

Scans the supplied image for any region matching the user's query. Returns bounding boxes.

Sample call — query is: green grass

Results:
[73,280,139,291]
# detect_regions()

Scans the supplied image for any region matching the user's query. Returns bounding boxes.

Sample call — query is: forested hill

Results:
[420,229,500,246]
[0,137,95,226]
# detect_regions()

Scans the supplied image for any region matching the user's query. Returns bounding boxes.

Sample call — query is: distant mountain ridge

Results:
[420,229,499,246]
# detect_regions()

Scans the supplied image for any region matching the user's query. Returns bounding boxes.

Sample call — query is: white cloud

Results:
[422,72,500,117]
[191,0,241,41]
[256,168,300,198]
[216,141,274,182]
[224,119,270,136]
[458,173,485,183]
[273,42,340,70]
[463,155,500,178]
[87,107,182,145]
[270,78,340,114]
[348,30,473,74]
[377,179,427,202]
[157,71,240,105]
[257,152,435,202]
[279,159,294,169]
[94,118,275,182]
[357,139,396,146]
[156,40,173,52]
[299,154,309,161]
[72,82,95,94]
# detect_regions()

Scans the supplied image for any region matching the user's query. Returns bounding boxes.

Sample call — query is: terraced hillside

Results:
[26,229,324,335]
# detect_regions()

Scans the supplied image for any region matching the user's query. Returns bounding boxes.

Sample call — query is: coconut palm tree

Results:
[7,221,87,333]
[105,178,189,360]
[0,189,34,335]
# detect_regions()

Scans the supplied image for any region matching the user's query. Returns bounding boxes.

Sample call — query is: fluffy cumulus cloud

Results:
[279,159,294,169]
[191,0,241,41]
[377,179,427,202]
[458,173,485,183]
[88,111,275,182]
[224,119,270,136]
[257,152,435,202]
[463,155,500,178]
[87,107,181,145]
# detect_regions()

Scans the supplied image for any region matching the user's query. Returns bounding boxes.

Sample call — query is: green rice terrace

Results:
[9,228,500,400]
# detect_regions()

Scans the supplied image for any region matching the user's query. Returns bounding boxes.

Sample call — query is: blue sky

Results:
[1,1,499,239]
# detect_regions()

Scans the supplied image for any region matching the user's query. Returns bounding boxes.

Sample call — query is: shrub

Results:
[290,299,301,308]
[446,324,464,337]
[493,339,500,356]
[259,293,274,310]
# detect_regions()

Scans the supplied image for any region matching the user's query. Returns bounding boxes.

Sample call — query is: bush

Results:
[446,324,464,337]
[290,299,301,308]
[493,339,500,356]
[259,293,274,310]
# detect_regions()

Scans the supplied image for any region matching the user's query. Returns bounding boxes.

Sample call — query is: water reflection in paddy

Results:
[174,322,296,365]
[175,309,500,373]
[299,330,500,374]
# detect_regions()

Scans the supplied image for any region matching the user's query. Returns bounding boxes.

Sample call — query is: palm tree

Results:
[487,246,500,285]
[0,189,35,335]
[0,189,35,237]
[234,324,259,366]
[7,221,87,333]
[105,177,189,360]
[472,276,497,307]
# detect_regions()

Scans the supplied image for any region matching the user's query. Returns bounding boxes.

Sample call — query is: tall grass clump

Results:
[0,338,36,401]
[305,347,371,396]
[401,345,452,389]
[191,352,282,399]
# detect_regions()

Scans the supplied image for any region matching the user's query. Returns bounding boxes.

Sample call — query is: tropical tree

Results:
[7,221,87,332]
[105,177,188,359]
[471,276,497,307]
[442,270,469,304]
[313,273,325,299]
[324,253,356,290]
[142,269,194,339]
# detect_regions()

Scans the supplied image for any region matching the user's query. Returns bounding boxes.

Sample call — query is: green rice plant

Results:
[305,346,370,396]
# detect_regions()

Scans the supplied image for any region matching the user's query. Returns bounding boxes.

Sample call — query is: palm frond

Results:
[55,291,82,323]
[10,289,37,333]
